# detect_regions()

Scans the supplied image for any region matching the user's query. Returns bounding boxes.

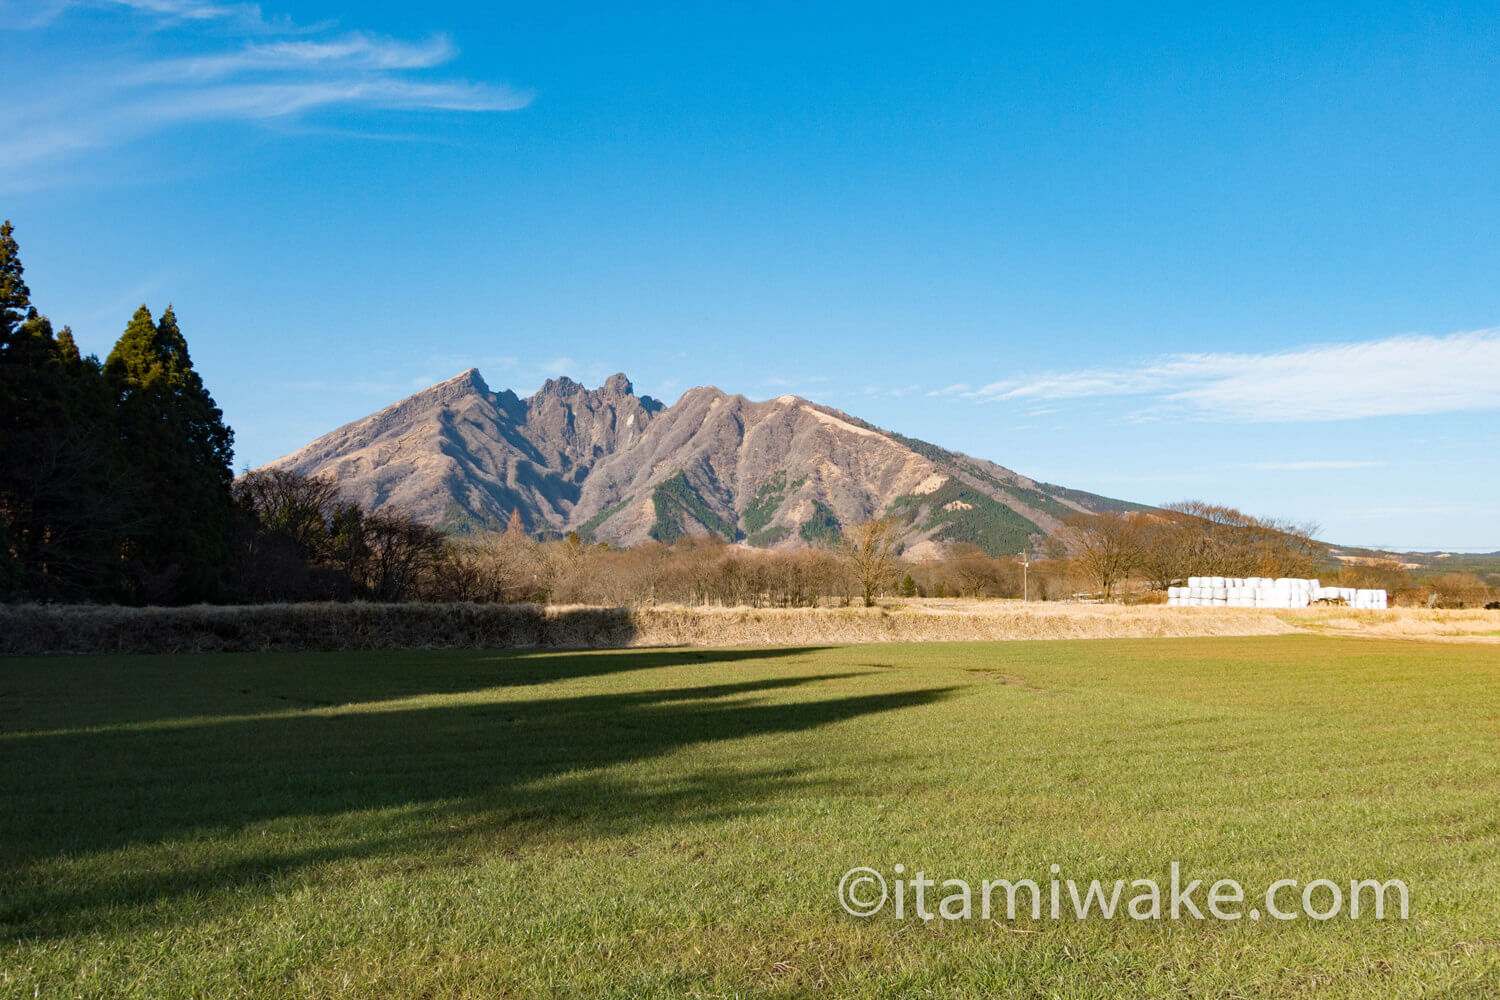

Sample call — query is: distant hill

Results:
[260,370,1145,556]
[1325,546,1500,577]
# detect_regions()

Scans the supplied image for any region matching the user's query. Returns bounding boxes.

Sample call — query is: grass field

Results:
[3,637,1499,997]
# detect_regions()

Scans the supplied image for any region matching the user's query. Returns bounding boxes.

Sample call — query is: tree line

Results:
[0,221,439,604]
[1060,504,1498,608]
[230,470,1042,607]
[1060,503,1323,600]
[4,221,1493,609]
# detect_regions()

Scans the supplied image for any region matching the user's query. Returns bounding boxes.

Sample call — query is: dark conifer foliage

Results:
[0,221,30,340]
[1,222,458,605]
[106,304,236,602]
[1,222,454,605]
[0,222,247,603]
[1,225,135,599]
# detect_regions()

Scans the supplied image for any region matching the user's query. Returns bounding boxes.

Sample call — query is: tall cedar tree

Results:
[1,222,133,598]
[0,221,29,338]
[0,221,29,595]
[106,305,235,601]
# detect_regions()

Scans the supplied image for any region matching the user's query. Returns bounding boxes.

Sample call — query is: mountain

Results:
[260,370,1143,556]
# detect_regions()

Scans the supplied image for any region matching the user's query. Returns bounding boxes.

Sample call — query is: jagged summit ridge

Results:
[262,370,1140,553]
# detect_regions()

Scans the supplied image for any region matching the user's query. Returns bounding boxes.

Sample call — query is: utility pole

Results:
[1021,545,1030,604]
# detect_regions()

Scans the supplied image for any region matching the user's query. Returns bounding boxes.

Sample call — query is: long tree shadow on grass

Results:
[1,649,955,942]
[0,645,829,733]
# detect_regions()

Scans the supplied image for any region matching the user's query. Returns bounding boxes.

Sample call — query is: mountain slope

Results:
[261,371,1141,555]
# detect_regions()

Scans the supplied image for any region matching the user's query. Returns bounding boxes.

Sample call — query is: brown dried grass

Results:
[1280,606,1500,643]
[0,600,1300,655]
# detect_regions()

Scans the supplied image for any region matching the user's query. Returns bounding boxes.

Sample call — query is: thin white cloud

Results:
[105,0,264,23]
[10,0,294,31]
[971,329,1500,422]
[0,2,530,186]
[131,32,458,82]
[1239,460,1386,471]
[140,77,529,118]
[926,383,971,397]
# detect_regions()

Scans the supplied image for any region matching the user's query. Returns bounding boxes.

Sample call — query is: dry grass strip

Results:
[0,602,1302,655]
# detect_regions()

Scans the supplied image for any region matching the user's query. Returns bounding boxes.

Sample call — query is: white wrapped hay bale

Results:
[1177,572,1386,611]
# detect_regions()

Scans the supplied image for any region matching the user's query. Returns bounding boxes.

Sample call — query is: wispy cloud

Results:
[129,32,458,82]
[8,0,310,32]
[1,2,531,186]
[99,0,271,26]
[969,329,1500,422]
[1238,460,1386,471]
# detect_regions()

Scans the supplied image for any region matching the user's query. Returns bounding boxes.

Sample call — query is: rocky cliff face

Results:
[261,370,1141,554]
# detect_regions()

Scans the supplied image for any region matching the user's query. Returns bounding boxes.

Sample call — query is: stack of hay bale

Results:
[1166,578,1387,609]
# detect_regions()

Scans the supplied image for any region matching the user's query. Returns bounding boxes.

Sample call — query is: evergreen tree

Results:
[107,304,235,602]
[55,326,82,364]
[0,221,30,345]
[0,225,29,593]
[0,226,130,600]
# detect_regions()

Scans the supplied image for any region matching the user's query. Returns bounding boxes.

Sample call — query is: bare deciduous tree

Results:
[360,509,446,602]
[842,518,902,607]
[1061,511,1144,601]
[1159,500,1321,580]
[1428,572,1492,609]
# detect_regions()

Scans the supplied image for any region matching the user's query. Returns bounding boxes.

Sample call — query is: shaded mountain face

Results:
[261,370,1141,555]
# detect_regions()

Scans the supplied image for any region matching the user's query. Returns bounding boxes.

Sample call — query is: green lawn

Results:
[3,637,1499,998]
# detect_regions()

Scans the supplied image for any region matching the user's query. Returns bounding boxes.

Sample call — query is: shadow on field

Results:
[2,646,816,732]
[0,647,955,942]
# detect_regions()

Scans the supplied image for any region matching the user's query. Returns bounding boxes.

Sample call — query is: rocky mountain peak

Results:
[262,369,1140,550]
[534,375,585,399]
[403,367,490,406]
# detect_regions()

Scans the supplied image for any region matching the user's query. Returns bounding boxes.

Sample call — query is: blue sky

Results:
[4,1,1498,550]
